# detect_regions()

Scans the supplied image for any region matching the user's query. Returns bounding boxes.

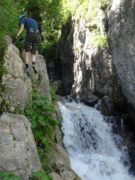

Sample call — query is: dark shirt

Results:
[20,17,39,33]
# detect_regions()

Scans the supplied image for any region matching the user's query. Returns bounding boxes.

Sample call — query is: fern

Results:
[25,91,58,148]
[0,172,20,180]
[30,170,52,180]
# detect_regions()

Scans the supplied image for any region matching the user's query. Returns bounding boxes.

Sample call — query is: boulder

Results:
[83,93,99,106]
[51,143,70,169]
[0,113,41,179]
[36,55,51,101]
[2,37,32,113]
[108,0,135,120]
[60,168,80,180]
[50,172,62,180]
[50,143,81,180]
[21,51,51,101]
[55,126,63,146]
[95,96,115,116]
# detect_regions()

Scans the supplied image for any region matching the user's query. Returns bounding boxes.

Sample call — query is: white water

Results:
[58,100,134,180]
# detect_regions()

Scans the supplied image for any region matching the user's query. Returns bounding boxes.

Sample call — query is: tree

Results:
[0,0,18,49]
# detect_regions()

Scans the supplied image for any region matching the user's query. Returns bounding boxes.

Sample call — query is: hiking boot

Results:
[32,65,38,74]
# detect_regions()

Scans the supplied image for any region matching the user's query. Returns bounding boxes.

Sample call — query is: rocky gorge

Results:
[58,0,135,120]
[1,0,135,179]
[56,0,135,178]
[0,36,80,180]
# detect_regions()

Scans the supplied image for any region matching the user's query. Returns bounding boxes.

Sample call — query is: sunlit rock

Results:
[2,37,32,113]
[0,113,41,179]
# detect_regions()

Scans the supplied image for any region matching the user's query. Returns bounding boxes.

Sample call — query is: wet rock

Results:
[55,126,63,146]
[50,172,62,180]
[50,143,81,180]
[36,55,51,101]
[64,95,73,102]
[60,168,80,180]
[51,143,70,169]
[83,93,99,106]
[95,96,114,116]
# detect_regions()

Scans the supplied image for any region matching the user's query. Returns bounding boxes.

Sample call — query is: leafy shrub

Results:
[25,91,58,148]
[30,170,52,180]
[0,170,52,180]
[0,172,20,180]
[90,33,108,48]
[50,81,60,101]
[0,0,18,49]
[0,0,18,85]
[25,91,58,176]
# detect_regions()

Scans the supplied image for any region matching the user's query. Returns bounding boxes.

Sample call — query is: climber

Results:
[16,14,41,74]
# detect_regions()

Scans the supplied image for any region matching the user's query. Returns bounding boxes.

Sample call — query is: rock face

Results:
[71,19,112,98]
[0,113,41,179]
[0,37,42,178]
[36,55,51,100]
[95,96,115,116]
[59,18,122,105]
[59,19,74,95]
[0,36,80,180]
[2,37,32,113]
[108,1,135,110]
[50,142,81,180]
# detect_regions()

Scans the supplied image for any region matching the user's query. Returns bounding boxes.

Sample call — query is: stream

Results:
[58,99,135,180]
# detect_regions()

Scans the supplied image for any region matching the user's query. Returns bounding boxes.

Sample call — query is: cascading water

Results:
[58,100,134,180]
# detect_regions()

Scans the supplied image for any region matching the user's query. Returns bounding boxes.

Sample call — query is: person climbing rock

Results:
[16,14,41,74]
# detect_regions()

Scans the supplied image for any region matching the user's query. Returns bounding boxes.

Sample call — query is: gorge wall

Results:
[108,0,135,119]
[59,0,135,119]
[60,8,110,97]
[59,9,122,107]
[0,36,80,180]
[0,37,41,179]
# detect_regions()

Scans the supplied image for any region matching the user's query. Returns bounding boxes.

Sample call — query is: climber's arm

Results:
[16,24,24,37]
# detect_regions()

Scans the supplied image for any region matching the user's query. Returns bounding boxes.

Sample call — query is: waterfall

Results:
[58,100,134,180]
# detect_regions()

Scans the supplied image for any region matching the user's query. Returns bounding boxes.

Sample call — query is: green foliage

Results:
[100,0,109,9]
[75,0,109,48]
[61,0,109,20]
[62,0,109,49]
[0,0,18,49]
[0,172,20,180]
[0,47,7,90]
[15,0,63,60]
[13,0,110,60]
[50,82,59,101]
[90,33,108,48]
[0,65,7,77]
[38,148,53,174]
[0,0,18,86]
[0,0,110,62]
[25,91,58,148]
[25,91,58,175]
[30,170,52,180]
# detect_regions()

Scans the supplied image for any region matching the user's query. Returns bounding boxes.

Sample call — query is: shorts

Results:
[24,32,41,54]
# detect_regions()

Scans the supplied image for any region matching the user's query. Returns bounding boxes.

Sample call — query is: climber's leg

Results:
[24,45,31,73]
[24,33,32,73]
[30,33,41,74]
[31,54,37,74]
